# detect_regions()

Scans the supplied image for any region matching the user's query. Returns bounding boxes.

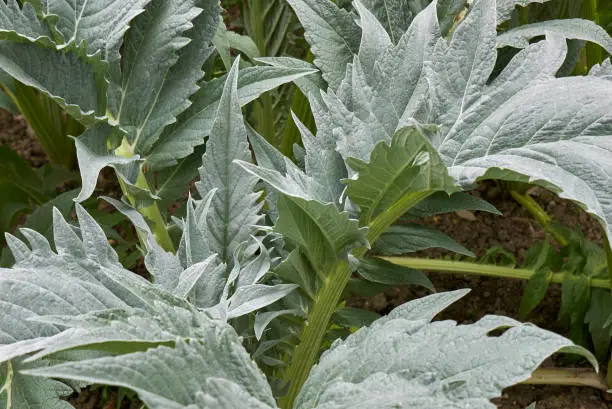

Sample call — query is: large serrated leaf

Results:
[195,58,262,264]
[354,0,392,79]
[0,40,106,123]
[24,332,278,409]
[444,76,612,240]
[42,0,151,68]
[295,290,594,409]
[425,1,612,242]
[286,0,361,90]
[324,2,440,166]
[0,206,186,408]
[0,0,54,45]
[107,0,208,154]
[0,305,207,365]
[429,0,498,137]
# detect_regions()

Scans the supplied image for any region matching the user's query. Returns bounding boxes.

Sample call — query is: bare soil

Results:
[2,110,611,408]
[0,110,47,166]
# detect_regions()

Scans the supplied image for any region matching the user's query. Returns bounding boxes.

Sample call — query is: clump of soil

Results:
[495,384,610,409]
[67,388,142,409]
[0,110,47,167]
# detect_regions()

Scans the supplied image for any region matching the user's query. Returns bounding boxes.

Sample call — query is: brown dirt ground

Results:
[0,110,47,166]
[3,109,611,408]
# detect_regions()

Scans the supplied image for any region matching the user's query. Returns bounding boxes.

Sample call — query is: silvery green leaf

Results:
[353,0,392,79]
[359,0,429,43]
[429,0,498,137]
[236,155,320,202]
[24,331,278,409]
[105,192,227,307]
[497,19,612,54]
[195,58,263,264]
[174,255,220,299]
[107,0,218,156]
[235,244,271,288]
[293,112,347,203]
[295,290,594,409]
[145,242,184,291]
[444,76,612,241]
[432,30,567,145]
[193,378,278,409]
[178,197,212,268]
[373,224,474,256]
[0,303,213,365]
[393,1,612,243]
[0,0,54,45]
[286,0,361,90]
[227,284,299,319]
[0,41,106,124]
[41,0,151,71]
[0,206,183,340]
[328,2,440,167]
[375,1,438,126]
[147,65,317,168]
[332,60,392,165]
